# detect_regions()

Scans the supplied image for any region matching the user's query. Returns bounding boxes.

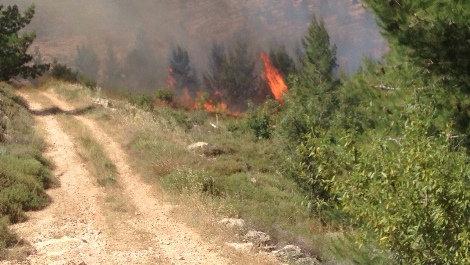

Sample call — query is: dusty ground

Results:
[3,90,265,265]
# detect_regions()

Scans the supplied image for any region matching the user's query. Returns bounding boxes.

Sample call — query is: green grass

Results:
[56,115,118,188]
[0,83,56,257]
[70,84,383,263]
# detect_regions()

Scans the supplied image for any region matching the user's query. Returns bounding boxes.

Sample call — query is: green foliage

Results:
[362,0,470,88]
[154,89,173,104]
[129,93,155,111]
[0,217,18,256]
[0,84,54,253]
[0,4,49,81]
[336,100,470,264]
[268,44,297,80]
[169,45,199,91]
[247,100,281,139]
[299,15,337,85]
[49,61,79,83]
[203,42,260,111]
[278,15,339,209]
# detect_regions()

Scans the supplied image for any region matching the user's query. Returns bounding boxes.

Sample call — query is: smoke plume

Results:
[5,0,387,94]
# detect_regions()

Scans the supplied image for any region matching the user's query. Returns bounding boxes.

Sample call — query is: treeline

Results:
[250,0,469,264]
[55,32,301,112]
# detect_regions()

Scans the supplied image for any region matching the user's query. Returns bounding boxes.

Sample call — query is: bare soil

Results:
[4,90,253,264]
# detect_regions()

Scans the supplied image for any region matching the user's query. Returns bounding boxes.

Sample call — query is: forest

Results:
[1,1,470,264]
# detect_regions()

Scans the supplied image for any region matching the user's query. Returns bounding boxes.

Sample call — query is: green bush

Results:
[247,100,280,139]
[155,89,173,104]
[79,76,98,90]
[0,217,18,255]
[336,104,470,264]
[129,94,155,111]
[49,62,79,83]
[0,83,54,252]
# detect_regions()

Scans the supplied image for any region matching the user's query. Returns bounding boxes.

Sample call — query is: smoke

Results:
[5,0,387,92]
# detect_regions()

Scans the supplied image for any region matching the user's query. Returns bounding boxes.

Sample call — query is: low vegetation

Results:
[0,83,56,257]
[2,1,469,264]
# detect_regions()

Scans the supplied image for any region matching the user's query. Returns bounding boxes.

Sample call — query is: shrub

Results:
[129,94,155,111]
[49,62,79,83]
[155,89,173,104]
[247,100,280,139]
[336,104,470,264]
[0,83,54,253]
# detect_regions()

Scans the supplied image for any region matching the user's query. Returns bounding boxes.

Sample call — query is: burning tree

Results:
[261,52,288,103]
[268,44,297,81]
[203,41,260,111]
[169,45,199,93]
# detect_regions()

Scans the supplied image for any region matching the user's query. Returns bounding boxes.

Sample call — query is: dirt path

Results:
[7,90,231,264]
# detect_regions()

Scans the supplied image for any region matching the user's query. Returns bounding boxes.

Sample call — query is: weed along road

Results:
[6,89,271,265]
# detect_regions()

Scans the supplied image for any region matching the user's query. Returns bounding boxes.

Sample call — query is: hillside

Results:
[8,0,386,86]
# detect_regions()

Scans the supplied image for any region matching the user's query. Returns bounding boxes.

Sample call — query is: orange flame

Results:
[181,88,198,109]
[167,68,175,89]
[261,52,288,103]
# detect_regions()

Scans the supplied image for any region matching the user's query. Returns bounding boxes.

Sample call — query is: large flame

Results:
[261,52,288,103]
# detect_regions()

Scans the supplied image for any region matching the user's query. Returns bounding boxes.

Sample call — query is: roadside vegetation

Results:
[0,83,56,257]
[1,1,469,264]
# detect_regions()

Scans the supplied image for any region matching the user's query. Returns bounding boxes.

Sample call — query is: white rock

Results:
[226,242,254,252]
[187,142,209,151]
[218,218,245,228]
[244,230,271,245]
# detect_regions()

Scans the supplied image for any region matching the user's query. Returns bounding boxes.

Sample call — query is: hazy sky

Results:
[5,0,387,89]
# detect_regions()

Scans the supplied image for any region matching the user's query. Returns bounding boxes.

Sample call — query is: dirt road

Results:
[7,90,233,264]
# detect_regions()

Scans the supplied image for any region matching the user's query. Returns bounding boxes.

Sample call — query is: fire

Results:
[167,68,175,89]
[181,88,198,109]
[260,52,288,103]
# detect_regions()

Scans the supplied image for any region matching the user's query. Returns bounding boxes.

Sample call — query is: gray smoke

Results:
[5,0,387,92]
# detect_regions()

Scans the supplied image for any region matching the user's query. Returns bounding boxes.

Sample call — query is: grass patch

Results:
[54,111,134,217]
[65,84,377,263]
[0,83,56,255]
[56,115,118,188]
[40,78,95,108]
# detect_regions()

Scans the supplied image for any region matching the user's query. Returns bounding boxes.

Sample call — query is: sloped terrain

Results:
[5,88,276,264]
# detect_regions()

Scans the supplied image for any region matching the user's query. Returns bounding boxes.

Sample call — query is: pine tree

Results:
[363,0,470,88]
[0,5,49,81]
[299,15,337,86]
[123,29,159,90]
[278,15,339,208]
[102,45,121,88]
[268,44,296,80]
[169,45,199,92]
[75,44,99,81]
[203,42,259,110]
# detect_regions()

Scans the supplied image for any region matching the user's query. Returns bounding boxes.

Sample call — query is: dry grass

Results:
[32,82,375,264]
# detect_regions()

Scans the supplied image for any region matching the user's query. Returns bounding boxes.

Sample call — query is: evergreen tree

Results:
[75,44,99,81]
[363,0,470,88]
[203,42,259,110]
[169,45,199,92]
[102,45,121,88]
[299,15,337,85]
[0,5,49,81]
[123,29,159,90]
[278,15,339,208]
[268,44,296,80]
